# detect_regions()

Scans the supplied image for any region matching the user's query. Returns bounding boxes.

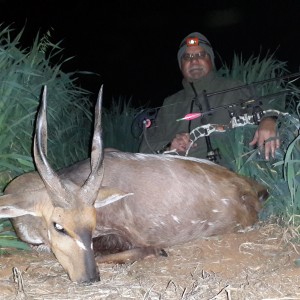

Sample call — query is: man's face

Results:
[181,45,213,81]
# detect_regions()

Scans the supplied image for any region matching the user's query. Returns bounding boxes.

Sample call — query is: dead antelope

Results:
[0,86,268,283]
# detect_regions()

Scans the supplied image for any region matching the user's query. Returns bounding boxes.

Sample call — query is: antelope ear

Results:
[0,189,48,218]
[94,186,133,208]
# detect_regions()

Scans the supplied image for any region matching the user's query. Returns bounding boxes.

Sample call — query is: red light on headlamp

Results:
[181,37,212,49]
[186,37,199,47]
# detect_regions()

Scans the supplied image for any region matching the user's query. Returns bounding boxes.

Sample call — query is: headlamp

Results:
[181,37,212,48]
[186,37,199,47]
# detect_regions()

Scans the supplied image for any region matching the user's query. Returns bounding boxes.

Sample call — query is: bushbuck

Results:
[0,86,268,283]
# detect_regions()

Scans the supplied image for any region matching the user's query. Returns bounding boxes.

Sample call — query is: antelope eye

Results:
[53,222,66,234]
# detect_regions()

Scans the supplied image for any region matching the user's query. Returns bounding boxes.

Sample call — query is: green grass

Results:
[102,97,142,152]
[0,25,93,191]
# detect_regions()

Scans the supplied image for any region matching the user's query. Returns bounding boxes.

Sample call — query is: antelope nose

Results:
[81,273,100,285]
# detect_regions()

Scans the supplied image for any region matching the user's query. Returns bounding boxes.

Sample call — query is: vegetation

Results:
[0,26,94,188]
[102,98,141,152]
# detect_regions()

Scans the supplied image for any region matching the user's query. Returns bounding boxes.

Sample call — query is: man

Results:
[139,32,279,163]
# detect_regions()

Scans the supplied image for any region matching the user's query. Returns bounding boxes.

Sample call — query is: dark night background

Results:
[0,0,299,107]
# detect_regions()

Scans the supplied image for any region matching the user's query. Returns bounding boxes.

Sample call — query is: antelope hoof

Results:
[159,249,168,257]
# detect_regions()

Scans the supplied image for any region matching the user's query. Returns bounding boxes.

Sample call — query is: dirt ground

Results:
[0,222,300,300]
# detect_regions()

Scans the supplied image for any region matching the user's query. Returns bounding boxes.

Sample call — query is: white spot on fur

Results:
[212,209,220,213]
[76,239,87,251]
[91,242,93,250]
[221,198,230,205]
[208,222,214,226]
[95,193,134,208]
[172,215,180,223]
[191,220,199,224]
[54,223,63,230]
[200,220,207,223]
[48,230,51,241]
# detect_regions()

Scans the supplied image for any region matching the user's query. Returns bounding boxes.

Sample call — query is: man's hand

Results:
[249,117,280,160]
[170,133,196,153]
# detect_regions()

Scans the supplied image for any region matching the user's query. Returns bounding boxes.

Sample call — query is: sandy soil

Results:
[0,223,300,300]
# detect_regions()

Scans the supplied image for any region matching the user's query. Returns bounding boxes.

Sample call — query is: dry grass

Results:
[1,222,300,300]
